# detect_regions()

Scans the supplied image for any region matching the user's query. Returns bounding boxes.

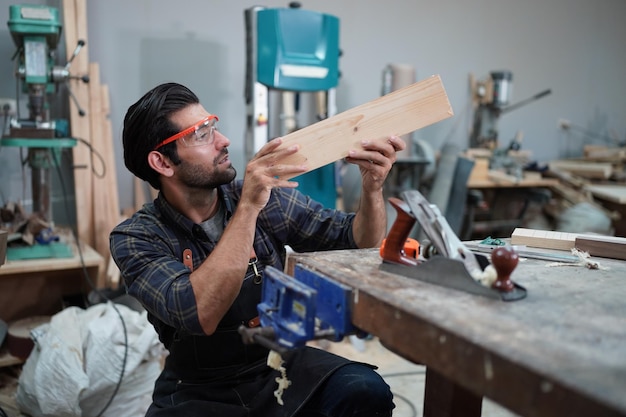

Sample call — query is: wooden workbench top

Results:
[286,248,626,417]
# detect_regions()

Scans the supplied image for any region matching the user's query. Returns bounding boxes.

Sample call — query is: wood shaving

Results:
[472,264,498,287]
[546,248,607,270]
[267,350,291,405]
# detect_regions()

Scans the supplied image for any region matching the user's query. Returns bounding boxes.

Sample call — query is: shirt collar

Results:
[155,185,234,238]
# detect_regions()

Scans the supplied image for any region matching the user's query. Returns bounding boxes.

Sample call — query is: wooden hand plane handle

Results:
[491,246,519,292]
[381,197,419,266]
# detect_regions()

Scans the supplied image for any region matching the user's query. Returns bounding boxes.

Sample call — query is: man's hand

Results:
[347,135,406,248]
[240,138,308,212]
[345,135,406,191]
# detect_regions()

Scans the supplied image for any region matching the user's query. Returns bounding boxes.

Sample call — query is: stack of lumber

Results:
[544,145,626,225]
[584,144,626,168]
[63,0,120,288]
[548,160,613,180]
[549,144,625,181]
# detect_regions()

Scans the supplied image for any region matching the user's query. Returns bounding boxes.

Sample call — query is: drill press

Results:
[1,4,88,259]
[469,70,551,150]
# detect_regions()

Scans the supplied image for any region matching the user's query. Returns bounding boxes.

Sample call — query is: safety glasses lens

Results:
[182,119,216,147]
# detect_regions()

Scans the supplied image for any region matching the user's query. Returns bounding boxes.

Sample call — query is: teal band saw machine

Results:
[244,2,340,208]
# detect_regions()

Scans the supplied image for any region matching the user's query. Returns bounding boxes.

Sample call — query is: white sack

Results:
[16,302,165,417]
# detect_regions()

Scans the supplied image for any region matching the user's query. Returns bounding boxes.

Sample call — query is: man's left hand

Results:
[345,135,406,191]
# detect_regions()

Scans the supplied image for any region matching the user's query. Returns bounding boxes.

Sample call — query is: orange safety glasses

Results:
[153,114,219,151]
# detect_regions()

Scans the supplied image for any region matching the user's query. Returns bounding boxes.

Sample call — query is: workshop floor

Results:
[315,336,520,417]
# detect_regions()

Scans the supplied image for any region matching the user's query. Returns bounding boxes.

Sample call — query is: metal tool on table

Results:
[469,70,551,151]
[1,4,88,260]
[380,190,527,301]
[468,70,552,182]
[239,265,356,354]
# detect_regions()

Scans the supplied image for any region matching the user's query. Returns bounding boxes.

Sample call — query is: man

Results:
[110,82,406,416]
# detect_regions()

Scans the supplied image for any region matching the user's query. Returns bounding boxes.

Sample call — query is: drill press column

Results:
[2,4,87,259]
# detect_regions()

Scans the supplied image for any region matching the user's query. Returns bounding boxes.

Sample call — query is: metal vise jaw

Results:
[239,265,355,354]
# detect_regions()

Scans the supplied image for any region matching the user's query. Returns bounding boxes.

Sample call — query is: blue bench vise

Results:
[239,265,356,354]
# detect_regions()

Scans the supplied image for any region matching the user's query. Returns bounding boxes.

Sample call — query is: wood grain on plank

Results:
[511,228,578,251]
[275,75,453,179]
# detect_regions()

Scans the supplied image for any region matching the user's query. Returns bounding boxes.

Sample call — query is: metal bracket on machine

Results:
[379,190,527,301]
[239,265,355,353]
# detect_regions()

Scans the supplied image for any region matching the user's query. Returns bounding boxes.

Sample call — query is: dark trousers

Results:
[296,363,395,417]
[147,353,393,416]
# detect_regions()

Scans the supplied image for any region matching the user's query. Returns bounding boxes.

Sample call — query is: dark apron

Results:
[148,345,355,417]
[147,197,365,416]
[147,265,359,416]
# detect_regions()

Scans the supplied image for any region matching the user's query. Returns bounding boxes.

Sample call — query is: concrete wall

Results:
[1,0,625,213]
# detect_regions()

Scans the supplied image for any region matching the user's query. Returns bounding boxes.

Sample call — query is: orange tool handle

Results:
[380,237,420,259]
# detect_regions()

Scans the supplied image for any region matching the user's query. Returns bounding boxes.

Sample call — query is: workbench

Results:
[0,242,103,323]
[286,248,626,417]
[465,177,559,240]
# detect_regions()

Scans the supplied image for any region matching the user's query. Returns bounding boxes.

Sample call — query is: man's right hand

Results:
[240,138,308,212]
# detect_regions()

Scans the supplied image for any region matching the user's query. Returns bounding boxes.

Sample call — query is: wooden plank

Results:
[548,160,613,179]
[276,75,453,179]
[101,84,121,223]
[89,64,121,287]
[89,62,107,264]
[511,228,578,250]
[134,177,158,211]
[106,254,121,288]
[64,0,94,247]
[0,347,23,368]
[546,167,589,189]
[61,0,77,68]
[74,0,94,244]
[101,85,122,288]
[467,176,558,189]
[575,235,626,260]
[511,227,626,254]
[586,184,626,204]
[134,177,147,211]
[545,180,620,221]
[149,186,159,200]
[583,145,626,162]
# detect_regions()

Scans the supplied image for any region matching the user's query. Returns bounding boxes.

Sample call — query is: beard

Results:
[177,150,237,189]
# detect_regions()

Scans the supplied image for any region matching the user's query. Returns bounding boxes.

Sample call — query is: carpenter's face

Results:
[169,104,236,189]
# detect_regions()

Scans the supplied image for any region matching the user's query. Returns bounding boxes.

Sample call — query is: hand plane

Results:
[239,265,357,354]
[379,189,526,301]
